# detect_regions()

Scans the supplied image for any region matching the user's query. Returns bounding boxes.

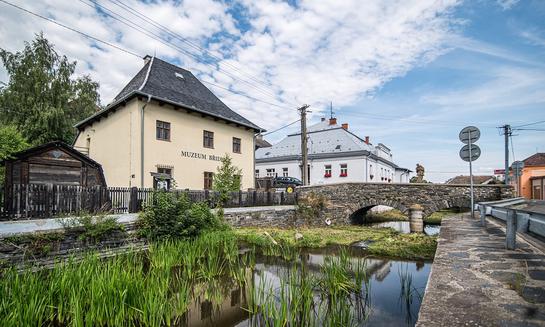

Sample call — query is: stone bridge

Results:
[298,182,514,225]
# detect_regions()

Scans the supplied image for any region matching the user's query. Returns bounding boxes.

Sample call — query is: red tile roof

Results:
[523,153,545,167]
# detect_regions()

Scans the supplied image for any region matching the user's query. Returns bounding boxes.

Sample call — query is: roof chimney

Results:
[364,136,370,144]
[341,123,348,130]
[329,117,337,125]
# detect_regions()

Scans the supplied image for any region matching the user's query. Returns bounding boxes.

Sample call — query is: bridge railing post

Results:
[506,208,517,250]
[479,204,486,227]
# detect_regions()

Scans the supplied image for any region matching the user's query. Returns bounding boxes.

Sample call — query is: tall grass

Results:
[246,248,372,327]
[0,230,246,327]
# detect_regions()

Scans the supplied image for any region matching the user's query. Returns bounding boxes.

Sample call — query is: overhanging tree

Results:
[0,125,29,185]
[0,33,101,144]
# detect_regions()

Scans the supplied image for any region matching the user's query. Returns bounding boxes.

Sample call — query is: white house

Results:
[255,117,411,185]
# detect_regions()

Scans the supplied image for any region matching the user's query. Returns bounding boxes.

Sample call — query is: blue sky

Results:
[0,0,544,182]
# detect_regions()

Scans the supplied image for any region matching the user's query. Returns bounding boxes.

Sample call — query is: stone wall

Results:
[0,223,143,268]
[298,182,514,225]
[222,206,298,228]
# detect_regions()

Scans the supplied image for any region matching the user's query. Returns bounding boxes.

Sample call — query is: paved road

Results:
[417,213,545,326]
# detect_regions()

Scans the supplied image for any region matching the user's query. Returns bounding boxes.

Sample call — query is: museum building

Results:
[73,56,262,190]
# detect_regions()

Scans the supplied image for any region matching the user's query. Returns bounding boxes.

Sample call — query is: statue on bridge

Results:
[415,164,425,183]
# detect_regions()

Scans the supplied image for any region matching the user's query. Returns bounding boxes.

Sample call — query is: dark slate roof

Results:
[522,153,545,167]
[76,56,262,132]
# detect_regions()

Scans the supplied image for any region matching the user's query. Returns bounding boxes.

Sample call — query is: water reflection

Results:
[367,221,440,236]
[179,248,431,326]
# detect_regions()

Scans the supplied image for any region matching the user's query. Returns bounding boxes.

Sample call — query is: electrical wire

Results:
[0,0,299,113]
[0,0,141,59]
[78,0,294,109]
[262,119,301,136]
[512,120,545,128]
[106,0,298,106]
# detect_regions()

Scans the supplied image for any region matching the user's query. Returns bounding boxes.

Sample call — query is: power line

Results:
[201,79,294,110]
[340,111,498,128]
[512,120,545,128]
[81,0,297,108]
[512,128,545,132]
[107,0,296,106]
[262,119,301,136]
[0,0,141,58]
[0,0,298,113]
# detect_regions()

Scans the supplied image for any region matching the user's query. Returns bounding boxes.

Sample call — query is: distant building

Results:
[493,169,505,182]
[445,175,498,185]
[255,117,410,185]
[73,56,262,190]
[510,153,545,199]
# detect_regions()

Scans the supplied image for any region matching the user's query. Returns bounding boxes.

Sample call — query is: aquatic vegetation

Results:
[0,231,245,327]
[235,226,437,260]
[245,248,372,327]
[0,229,429,326]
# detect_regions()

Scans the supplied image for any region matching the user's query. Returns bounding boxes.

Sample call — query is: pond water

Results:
[366,221,440,236]
[181,247,431,327]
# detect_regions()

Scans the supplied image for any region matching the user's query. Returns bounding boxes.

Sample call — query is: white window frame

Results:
[282,167,289,177]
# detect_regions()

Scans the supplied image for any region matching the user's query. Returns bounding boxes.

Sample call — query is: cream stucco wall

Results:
[75,98,256,190]
[74,100,139,187]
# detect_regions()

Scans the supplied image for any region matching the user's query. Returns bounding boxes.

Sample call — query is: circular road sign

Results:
[459,144,481,162]
[459,126,481,144]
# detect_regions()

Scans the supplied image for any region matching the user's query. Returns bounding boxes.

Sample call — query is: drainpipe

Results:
[140,95,152,188]
[365,155,368,182]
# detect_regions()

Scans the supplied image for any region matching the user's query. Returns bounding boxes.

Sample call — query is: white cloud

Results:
[0,0,462,132]
[496,0,520,10]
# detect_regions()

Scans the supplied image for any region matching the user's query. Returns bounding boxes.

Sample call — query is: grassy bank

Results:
[235,225,437,260]
[365,208,408,222]
[424,209,460,225]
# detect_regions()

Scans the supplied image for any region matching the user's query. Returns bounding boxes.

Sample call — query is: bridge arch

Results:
[348,199,409,225]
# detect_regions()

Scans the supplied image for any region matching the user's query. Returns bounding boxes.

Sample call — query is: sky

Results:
[0,0,544,182]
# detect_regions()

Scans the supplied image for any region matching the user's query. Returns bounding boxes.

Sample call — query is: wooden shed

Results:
[3,141,106,187]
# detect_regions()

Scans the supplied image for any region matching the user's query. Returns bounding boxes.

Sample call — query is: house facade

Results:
[509,153,545,199]
[255,118,410,185]
[73,56,262,190]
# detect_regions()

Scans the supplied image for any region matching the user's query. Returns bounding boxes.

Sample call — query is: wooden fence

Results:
[0,184,297,220]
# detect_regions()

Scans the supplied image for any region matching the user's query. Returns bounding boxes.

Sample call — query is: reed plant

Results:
[0,230,249,327]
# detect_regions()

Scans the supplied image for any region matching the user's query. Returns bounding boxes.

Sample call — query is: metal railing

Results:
[477,198,545,249]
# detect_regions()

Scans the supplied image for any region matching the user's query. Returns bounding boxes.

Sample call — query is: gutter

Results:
[140,94,152,188]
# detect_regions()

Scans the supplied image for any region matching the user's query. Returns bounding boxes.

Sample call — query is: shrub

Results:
[137,191,224,240]
[61,214,125,242]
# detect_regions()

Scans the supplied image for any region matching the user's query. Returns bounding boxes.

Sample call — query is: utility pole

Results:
[501,124,511,185]
[299,104,310,185]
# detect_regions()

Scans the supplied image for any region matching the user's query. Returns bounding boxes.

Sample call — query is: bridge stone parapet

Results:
[298,182,514,225]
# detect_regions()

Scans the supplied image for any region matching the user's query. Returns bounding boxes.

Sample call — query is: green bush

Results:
[137,191,224,240]
[61,214,125,242]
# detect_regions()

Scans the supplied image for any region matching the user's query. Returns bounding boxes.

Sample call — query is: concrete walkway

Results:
[417,213,545,326]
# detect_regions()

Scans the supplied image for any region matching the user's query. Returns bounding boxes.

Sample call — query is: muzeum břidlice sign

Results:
[180,150,222,162]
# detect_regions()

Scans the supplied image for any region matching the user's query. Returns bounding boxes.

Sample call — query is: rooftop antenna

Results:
[330,101,335,119]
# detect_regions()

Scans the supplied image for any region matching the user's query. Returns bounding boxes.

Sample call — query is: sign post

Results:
[512,161,524,196]
[459,126,481,219]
